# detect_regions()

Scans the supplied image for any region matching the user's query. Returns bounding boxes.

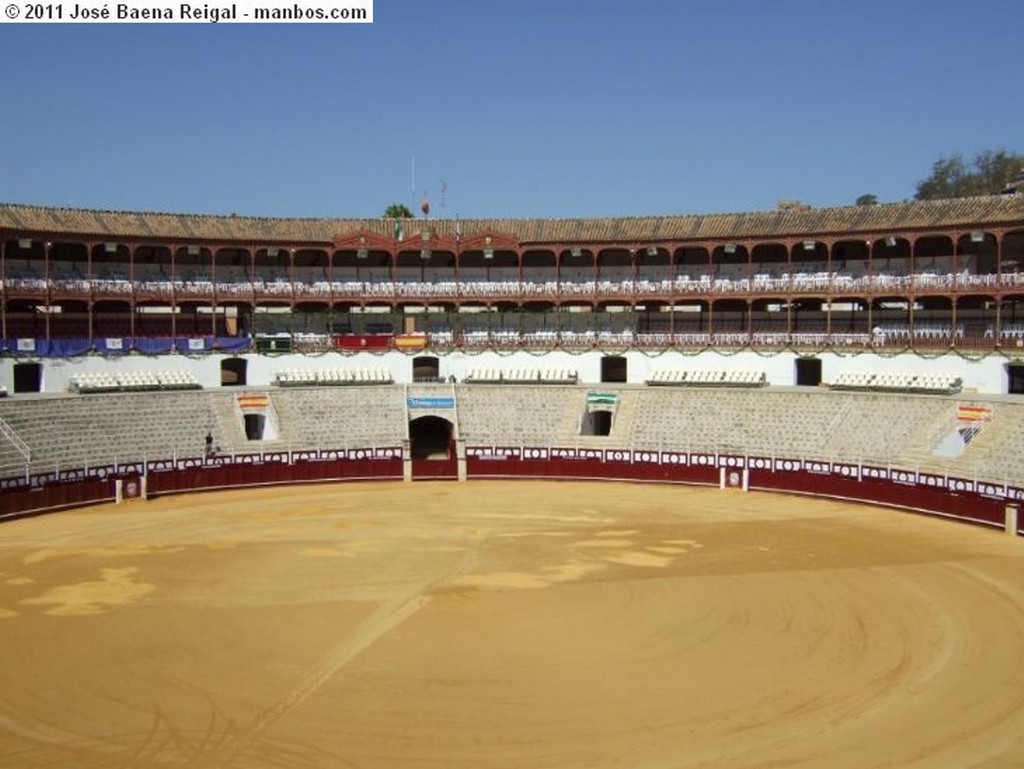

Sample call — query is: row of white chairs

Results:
[464,368,579,384]
[69,370,200,393]
[0,272,987,295]
[874,324,966,341]
[831,371,962,393]
[275,368,394,386]
[646,369,767,387]
[153,371,201,389]
[991,324,1024,339]
[430,331,877,348]
[12,270,1024,295]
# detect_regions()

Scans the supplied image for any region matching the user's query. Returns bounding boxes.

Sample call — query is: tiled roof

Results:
[1,195,1022,246]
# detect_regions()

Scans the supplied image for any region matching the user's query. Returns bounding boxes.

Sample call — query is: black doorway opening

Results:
[795,357,822,387]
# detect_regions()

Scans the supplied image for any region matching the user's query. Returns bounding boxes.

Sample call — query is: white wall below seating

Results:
[0,348,1014,395]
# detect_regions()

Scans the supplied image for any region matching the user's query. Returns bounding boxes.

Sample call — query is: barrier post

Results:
[1006,504,1019,536]
[456,439,467,482]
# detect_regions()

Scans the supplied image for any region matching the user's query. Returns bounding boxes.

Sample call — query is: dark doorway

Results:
[409,415,457,480]
[795,357,822,387]
[243,413,265,440]
[409,415,453,459]
[580,410,613,436]
[1008,363,1024,395]
[601,356,627,383]
[412,356,440,383]
[13,362,41,393]
[221,357,247,386]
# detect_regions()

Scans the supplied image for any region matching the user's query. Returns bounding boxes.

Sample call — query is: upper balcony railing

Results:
[5,270,1024,303]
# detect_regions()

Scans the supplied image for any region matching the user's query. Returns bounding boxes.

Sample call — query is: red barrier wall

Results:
[463,453,1017,533]
[412,458,458,480]
[144,457,403,497]
[0,478,113,520]
[465,456,719,485]
[1,451,1020,537]
[748,469,1007,528]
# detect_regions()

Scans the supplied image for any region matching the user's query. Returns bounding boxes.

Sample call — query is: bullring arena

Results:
[2,196,1024,767]
[3,480,1024,768]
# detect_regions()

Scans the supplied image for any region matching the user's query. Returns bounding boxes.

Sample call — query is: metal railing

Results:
[0,415,31,462]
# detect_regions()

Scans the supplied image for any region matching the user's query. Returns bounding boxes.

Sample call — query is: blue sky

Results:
[1,0,1021,219]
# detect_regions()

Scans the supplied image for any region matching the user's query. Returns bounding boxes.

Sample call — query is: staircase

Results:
[894,402,983,476]
[571,388,637,449]
[0,414,31,462]
[210,392,286,454]
[926,414,1007,477]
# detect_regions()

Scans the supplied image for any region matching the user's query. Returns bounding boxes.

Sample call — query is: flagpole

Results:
[455,213,461,307]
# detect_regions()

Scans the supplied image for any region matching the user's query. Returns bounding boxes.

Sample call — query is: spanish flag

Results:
[395,334,428,350]
[957,404,991,422]
[237,393,270,410]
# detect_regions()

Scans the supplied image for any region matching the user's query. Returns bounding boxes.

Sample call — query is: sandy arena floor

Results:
[1,480,1024,769]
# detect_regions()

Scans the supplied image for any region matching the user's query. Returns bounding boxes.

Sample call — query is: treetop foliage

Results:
[384,203,414,218]
[914,149,1023,201]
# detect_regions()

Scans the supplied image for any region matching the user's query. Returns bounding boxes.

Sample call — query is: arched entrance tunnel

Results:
[409,415,454,460]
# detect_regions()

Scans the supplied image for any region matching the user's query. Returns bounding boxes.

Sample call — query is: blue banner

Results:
[407,396,455,409]
[0,336,252,357]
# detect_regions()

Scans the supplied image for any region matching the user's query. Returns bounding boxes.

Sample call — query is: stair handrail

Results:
[0,414,31,462]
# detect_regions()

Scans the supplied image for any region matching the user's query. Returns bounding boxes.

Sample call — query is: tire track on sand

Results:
[193,549,479,769]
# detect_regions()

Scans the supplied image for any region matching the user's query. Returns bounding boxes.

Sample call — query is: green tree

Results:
[972,149,1024,195]
[915,155,970,200]
[384,203,413,218]
[855,193,879,206]
[914,149,1023,200]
